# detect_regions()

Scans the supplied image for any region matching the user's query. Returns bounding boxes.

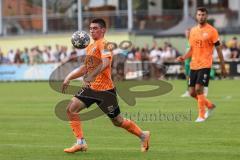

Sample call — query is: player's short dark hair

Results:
[196,7,208,14]
[91,18,106,28]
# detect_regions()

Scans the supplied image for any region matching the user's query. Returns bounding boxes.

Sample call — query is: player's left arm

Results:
[84,57,110,83]
[84,42,112,83]
[213,29,227,77]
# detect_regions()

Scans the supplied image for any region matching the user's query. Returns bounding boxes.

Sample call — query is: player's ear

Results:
[101,27,106,33]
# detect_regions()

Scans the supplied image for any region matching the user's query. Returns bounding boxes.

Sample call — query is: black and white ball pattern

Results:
[71,31,90,49]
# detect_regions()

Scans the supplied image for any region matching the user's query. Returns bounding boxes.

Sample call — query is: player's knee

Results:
[195,88,203,94]
[111,116,124,127]
[112,119,122,127]
[189,90,196,97]
[66,101,76,115]
[66,105,73,115]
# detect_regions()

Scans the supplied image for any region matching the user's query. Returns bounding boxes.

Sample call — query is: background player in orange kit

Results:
[61,18,150,153]
[177,7,227,122]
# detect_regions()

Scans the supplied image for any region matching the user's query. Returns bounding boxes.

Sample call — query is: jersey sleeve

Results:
[98,41,112,59]
[212,28,220,44]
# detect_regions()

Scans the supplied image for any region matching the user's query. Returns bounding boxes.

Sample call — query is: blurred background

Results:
[0,0,240,81]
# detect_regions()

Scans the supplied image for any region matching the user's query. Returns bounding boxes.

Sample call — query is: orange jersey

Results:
[85,38,114,91]
[189,23,219,70]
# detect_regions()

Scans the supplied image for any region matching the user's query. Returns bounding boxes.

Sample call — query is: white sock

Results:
[140,132,145,141]
[77,138,86,145]
[204,87,208,97]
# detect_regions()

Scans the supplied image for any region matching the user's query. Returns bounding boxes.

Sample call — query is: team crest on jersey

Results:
[91,47,96,54]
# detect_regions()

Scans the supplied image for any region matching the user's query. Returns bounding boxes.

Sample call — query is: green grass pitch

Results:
[0,80,239,160]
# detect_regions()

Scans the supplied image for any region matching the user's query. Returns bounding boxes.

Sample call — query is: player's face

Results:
[89,23,106,40]
[196,10,208,25]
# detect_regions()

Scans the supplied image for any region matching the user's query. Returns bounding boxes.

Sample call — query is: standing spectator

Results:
[0,49,9,64]
[76,47,86,63]
[141,48,149,61]
[48,46,57,62]
[69,48,78,62]
[222,43,232,61]
[141,48,150,79]
[143,43,150,54]
[112,45,127,81]
[162,44,177,62]
[127,52,135,61]
[7,49,15,64]
[59,46,68,63]
[54,44,61,62]
[34,46,43,63]
[134,47,142,61]
[228,37,239,60]
[21,47,29,64]
[29,48,35,65]
[149,46,162,79]
[14,49,22,64]
[42,47,51,63]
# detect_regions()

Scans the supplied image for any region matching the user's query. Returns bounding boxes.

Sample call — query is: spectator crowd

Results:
[1,37,239,65]
[0,36,239,80]
[0,44,85,65]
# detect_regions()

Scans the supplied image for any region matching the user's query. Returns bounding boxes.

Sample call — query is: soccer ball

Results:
[71,31,90,49]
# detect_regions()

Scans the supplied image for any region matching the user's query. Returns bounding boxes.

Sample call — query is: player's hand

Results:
[62,79,70,93]
[176,56,185,62]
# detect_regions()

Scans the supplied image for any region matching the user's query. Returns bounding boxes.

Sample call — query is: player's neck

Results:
[93,37,104,42]
[198,22,207,28]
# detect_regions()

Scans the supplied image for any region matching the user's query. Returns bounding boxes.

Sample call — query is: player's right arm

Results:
[62,65,87,93]
[215,44,227,77]
[212,27,227,78]
[176,47,192,62]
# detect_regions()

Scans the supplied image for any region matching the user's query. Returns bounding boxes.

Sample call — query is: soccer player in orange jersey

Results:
[177,7,227,122]
[61,18,150,153]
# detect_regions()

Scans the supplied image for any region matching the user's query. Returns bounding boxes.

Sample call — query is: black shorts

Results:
[189,68,210,87]
[74,87,120,118]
